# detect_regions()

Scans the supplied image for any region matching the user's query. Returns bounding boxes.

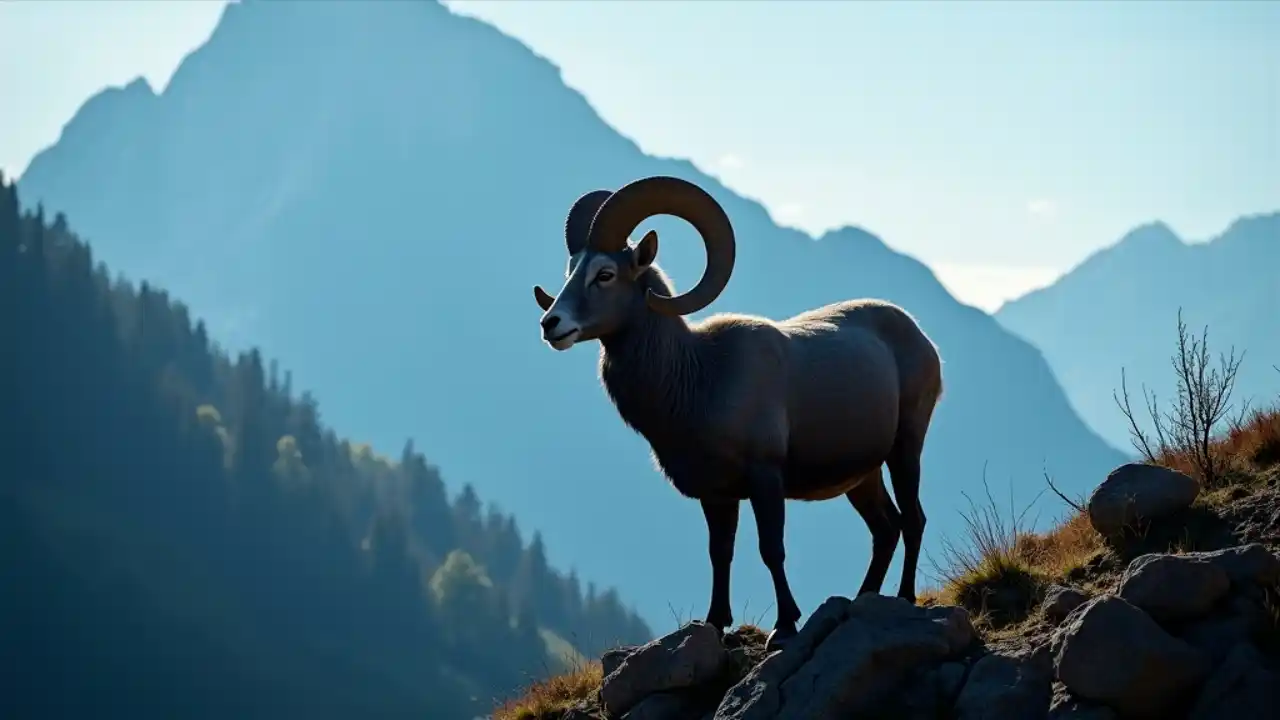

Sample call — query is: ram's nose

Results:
[540,315,562,334]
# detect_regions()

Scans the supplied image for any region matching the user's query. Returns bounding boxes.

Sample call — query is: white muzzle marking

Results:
[543,308,582,351]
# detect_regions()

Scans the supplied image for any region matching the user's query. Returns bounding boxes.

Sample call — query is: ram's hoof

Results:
[765,624,797,652]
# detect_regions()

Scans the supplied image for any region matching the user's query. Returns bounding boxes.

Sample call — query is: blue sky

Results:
[1,0,1276,310]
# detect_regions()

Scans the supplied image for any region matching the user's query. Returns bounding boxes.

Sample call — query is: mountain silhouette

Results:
[17,0,1124,629]
[997,212,1280,450]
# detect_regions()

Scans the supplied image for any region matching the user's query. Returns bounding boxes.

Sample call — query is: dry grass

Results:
[923,473,1106,630]
[1014,511,1106,579]
[927,313,1280,635]
[1158,405,1280,480]
[491,662,603,720]
[927,400,1280,633]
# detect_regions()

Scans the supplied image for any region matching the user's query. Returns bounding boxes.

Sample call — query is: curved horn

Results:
[533,285,556,311]
[586,176,736,316]
[565,189,613,256]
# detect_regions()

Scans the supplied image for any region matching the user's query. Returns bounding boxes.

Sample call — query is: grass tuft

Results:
[492,662,602,720]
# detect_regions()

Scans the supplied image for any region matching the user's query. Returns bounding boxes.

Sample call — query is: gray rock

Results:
[1187,643,1280,720]
[1196,544,1280,586]
[1049,687,1119,720]
[603,645,640,677]
[1042,585,1090,623]
[936,660,970,704]
[600,621,728,717]
[885,664,950,720]
[622,690,703,720]
[1117,553,1230,622]
[713,594,974,720]
[1051,594,1209,718]
[954,650,1053,720]
[1177,592,1272,665]
[1087,463,1199,537]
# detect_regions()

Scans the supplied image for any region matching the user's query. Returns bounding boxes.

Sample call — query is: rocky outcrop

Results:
[1087,463,1200,537]
[536,461,1280,720]
[563,542,1277,718]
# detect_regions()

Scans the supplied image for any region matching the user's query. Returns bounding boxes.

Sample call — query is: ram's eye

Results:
[595,270,615,284]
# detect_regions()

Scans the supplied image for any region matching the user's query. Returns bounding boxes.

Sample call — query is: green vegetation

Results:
[0,175,649,720]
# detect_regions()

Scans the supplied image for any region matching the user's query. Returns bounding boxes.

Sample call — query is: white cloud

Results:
[1026,198,1058,219]
[930,262,1063,313]
[716,153,747,171]
[773,202,806,220]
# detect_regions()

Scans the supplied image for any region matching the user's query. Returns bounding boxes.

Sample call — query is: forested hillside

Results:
[0,175,649,720]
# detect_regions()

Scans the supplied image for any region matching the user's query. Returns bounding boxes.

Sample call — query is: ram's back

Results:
[778,299,939,476]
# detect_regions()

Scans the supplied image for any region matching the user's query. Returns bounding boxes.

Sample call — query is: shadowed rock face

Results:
[574,542,1279,720]
[16,0,1125,629]
[557,467,1280,720]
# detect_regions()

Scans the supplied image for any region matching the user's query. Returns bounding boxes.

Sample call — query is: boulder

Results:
[1196,544,1280,586]
[603,645,640,678]
[1051,595,1210,718]
[713,594,974,719]
[1117,553,1230,622]
[1177,591,1273,665]
[600,621,729,718]
[936,660,971,705]
[621,690,703,720]
[1042,585,1090,623]
[1187,643,1280,720]
[1087,463,1199,537]
[953,650,1053,720]
[1048,687,1119,720]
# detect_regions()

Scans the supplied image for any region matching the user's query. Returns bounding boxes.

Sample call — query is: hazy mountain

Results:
[997,214,1280,451]
[17,0,1123,629]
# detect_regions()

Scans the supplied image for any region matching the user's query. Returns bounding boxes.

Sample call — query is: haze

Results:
[2,0,1276,311]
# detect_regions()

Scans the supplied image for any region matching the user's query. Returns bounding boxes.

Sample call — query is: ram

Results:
[532,176,943,649]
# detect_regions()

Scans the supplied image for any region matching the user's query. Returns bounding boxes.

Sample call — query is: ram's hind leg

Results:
[887,435,926,604]
[846,467,902,597]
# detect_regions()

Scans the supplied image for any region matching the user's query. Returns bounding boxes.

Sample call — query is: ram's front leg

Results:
[746,462,801,650]
[700,498,740,633]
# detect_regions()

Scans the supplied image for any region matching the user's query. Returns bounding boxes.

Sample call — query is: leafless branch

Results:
[1042,470,1085,513]
[1112,308,1245,487]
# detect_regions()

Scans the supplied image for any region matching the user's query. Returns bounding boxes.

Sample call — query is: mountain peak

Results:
[1216,210,1280,246]
[58,76,156,137]
[1113,220,1183,253]
[816,224,891,254]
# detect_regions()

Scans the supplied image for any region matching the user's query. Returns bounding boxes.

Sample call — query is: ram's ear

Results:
[633,230,658,274]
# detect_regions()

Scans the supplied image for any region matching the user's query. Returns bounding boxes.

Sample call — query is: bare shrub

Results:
[1114,309,1245,487]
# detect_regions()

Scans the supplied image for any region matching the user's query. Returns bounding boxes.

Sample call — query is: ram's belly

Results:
[651,449,747,501]
[782,453,886,501]
[789,476,863,501]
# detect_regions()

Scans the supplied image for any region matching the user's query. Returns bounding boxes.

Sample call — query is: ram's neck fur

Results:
[598,265,715,444]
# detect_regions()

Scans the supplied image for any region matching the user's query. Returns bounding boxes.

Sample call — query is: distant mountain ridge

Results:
[17,0,1124,629]
[997,211,1280,449]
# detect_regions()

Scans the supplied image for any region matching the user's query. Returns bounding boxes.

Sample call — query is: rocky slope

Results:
[496,414,1280,719]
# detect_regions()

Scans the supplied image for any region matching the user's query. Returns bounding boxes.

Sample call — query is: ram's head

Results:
[533,176,737,351]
